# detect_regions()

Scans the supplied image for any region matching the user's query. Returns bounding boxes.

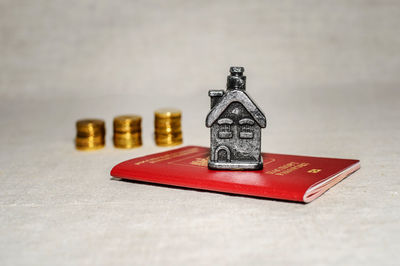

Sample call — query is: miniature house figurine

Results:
[206,67,267,170]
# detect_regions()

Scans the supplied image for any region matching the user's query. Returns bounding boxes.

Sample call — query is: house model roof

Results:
[206,89,267,128]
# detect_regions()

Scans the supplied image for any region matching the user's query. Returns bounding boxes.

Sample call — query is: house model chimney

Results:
[209,90,224,108]
[209,67,248,108]
[227,66,246,91]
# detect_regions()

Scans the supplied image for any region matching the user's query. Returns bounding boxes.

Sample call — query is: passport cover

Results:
[110,146,360,203]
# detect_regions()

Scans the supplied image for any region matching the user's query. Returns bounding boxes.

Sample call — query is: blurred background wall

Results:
[1,0,399,99]
[1,0,399,153]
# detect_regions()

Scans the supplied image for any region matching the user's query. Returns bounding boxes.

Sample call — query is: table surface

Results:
[1,90,399,265]
[1,1,399,265]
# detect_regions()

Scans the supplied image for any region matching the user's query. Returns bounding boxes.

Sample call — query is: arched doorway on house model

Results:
[215,145,231,162]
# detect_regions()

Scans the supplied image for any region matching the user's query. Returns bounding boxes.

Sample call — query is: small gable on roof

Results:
[206,90,266,128]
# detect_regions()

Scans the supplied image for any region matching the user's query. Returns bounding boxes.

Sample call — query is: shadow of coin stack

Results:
[75,119,106,150]
[113,115,142,148]
[154,108,183,146]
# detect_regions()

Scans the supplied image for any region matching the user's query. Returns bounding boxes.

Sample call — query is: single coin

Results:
[155,126,182,134]
[76,119,105,130]
[154,108,182,118]
[155,138,183,147]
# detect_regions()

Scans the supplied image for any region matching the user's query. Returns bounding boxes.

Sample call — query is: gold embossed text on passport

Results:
[135,148,199,165]
[266,162,309,176]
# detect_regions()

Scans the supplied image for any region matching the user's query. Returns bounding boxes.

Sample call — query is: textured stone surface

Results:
[1,1,399,265]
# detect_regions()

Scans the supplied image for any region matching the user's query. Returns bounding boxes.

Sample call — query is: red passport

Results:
[110,146,360,203]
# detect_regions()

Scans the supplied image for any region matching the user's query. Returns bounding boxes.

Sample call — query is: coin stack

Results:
[75,119,105,150]
[154,108,183,146]
[113,115,142,148]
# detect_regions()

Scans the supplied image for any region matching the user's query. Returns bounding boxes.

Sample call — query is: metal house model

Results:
[206,67,267,170]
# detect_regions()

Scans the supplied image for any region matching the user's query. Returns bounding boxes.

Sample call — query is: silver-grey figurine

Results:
[206,67,267,170]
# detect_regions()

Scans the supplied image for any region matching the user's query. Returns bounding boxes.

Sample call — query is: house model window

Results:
[239,118,255,139]
[217,118,233,138]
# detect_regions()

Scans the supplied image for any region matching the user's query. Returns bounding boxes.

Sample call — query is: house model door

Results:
[215,145,231,162]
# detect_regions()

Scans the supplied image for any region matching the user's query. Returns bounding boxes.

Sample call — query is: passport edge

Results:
[303,161,361,203]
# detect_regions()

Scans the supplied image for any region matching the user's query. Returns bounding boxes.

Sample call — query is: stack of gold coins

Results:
[154,108,183,146]
[75,119,105,150]
[113,115,142,148]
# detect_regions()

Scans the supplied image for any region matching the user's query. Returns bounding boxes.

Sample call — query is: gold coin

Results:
[155,131,182,138]
[155,132,183,146]
[154,108,182,147]
[154,127,182,134]
[77,119,105,130]
[113,137,142,149]
[75,119,105,150]
[113,115,141,133]
[154,108,182,119]
[76,126,105,137]
[114,132,142,139]
[154,120,181,128]
[75,136,105,150]
[76,130,104,138]
[155,138,183,147]
[113,115,142,148]
[113,135,142,142]
[76,136,105,145]
[155,116,181,122]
